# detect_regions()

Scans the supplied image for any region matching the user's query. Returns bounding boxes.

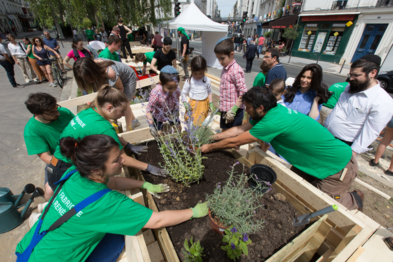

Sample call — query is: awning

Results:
[18,16,31,21]
[299,12,360,17]
[301,14,356,22]
[262,15,298,29]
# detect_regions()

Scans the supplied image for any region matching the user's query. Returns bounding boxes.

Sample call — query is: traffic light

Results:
[242,11,248,23]
[175,2,181,17]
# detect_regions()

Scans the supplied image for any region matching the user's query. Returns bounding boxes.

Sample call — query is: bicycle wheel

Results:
[52,67,64,88]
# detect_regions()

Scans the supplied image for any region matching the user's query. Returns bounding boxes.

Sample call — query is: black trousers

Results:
[121,39,133,59]
[0,59,16,87]
[246,58,254,72]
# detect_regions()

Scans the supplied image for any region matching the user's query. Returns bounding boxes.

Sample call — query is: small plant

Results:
[205,163,268,234]
[264,31,272,38]
[221,226,252,261]
[182,237,204,262]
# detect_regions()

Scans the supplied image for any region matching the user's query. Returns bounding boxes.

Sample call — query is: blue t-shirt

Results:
[265,63,287,85]
[283,89,322,120]
[43,37,60,56]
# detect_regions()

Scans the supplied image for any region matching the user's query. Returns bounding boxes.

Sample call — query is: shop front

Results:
[291,14,358,63]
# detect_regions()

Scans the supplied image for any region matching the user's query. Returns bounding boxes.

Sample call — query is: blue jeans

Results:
[235,43,240,51]
[258,45,263,55]
[86,233,125,262]
[0,59,16,87]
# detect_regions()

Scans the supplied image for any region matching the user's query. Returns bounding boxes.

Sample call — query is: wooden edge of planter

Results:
[58,76,159,108]
[246,147,380,262]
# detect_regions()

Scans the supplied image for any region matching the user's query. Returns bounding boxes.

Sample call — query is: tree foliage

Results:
[282,24,300,40]
[26,0,172,28]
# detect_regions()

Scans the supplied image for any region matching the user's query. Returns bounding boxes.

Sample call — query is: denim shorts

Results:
[388,117,393,129]
[220,109,244,130]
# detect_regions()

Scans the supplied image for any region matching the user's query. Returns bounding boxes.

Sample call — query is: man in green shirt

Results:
[24,93,75,200]
[134,51,155,75]
[319,82,348,125]
[201,87,363,211]
[98,35,121,62]
[85,27,95,41]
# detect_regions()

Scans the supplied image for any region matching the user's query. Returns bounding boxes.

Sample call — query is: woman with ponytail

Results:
[46,85,168,196]
[16,135,208,262]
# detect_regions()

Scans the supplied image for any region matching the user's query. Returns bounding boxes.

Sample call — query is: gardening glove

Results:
[208,102,214,114]
[183,102,191,112]
[225,105,239,124]
[125,143,148,155]
[146,164,168,177]
[140,181,170,199]
[149,124,158,137]
[181,56,185,61]
[190,201,208,218]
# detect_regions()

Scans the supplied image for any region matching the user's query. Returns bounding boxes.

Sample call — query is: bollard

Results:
[339,60,346,74]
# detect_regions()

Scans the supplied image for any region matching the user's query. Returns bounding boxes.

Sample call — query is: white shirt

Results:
[324,82,393,153]
[0,44,7,60]
[277,99,286,107]
[182,76,212,101]
[73,29,77,35]
[8,42,26,57]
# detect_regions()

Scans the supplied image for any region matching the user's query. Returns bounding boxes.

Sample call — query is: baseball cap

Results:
[163,37,172,45]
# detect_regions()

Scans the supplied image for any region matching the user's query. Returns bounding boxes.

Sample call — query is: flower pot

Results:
[248,164,277,193]
[208,209,228,235]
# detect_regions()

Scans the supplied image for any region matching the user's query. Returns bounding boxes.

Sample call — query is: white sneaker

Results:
[52,82,57,87]
[48,83,53,87]
[33,78,39,82]
[131,119,140,129]
[37,202,48,213]
[29,212,41,228]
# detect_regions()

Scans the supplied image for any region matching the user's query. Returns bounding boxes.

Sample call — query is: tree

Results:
[282,25,300,55]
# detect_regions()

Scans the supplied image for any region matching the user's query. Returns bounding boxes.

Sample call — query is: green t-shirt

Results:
[53,108,123,163]
[27,44,36,59]
[15,166,153,262]
[143,51,155,65]
[249,104,352,179]
[127,34,134,42]
[98,47,120,62]
[85,29,95,41]
[253,72,266,87]
[323,82,347,109]
[24,108,75,155]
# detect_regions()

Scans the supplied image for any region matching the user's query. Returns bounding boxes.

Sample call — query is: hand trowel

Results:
[293,205,338,226]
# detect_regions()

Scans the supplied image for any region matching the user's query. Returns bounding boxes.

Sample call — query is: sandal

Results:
[385,170,393,176]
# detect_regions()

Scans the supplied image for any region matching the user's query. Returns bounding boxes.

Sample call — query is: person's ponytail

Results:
[59,135,119,178]
[94,84,128,109]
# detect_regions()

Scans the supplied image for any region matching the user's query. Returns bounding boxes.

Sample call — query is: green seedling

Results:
[183,237,204,262]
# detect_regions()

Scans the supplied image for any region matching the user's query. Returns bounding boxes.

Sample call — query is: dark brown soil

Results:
[138,141,306,261]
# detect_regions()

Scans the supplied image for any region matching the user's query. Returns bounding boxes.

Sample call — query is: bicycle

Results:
[50,57,65,88]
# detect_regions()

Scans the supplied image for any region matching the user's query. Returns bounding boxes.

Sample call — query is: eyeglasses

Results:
[43,105,61,116]
[347,73,364,78]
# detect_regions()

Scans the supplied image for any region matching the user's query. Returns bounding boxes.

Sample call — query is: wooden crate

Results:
[120,136,334,262]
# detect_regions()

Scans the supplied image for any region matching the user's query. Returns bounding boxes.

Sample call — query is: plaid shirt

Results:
[146,84,181,122]
[219,59,247,111]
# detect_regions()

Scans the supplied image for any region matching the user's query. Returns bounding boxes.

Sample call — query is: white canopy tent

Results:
[167,3,228,69]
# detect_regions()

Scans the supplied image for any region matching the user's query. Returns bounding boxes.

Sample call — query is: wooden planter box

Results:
[118,137,335,262]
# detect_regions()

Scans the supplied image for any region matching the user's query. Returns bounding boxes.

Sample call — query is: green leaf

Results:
[184,239,190,251]
[241,242,248,255]
[190,237,194,245]
[222,235,230,243]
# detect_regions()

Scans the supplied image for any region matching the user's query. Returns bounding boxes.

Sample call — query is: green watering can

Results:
[0,184,44,233]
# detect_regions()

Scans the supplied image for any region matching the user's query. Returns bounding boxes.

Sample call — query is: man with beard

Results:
[324,54,393,156]
[24,93,75,200]
[201,87,363,211]
[263,48,287,85]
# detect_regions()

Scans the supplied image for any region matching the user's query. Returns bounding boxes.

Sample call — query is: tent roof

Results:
[168,3,228,32]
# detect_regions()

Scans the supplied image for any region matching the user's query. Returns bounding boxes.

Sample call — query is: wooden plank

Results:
[147,241,165,262]
[143,229,156,245]
[346,246,365,262]
[119,127,154,144]
[328,224,365,262]
[247,147,365,229]
[354,178,391,200]
[266,215,328,262]
[352,211,380,233]
[356,227,393,262]
[59,75,159,108]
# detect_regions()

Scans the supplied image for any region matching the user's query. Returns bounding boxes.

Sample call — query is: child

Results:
[146,65,181,137]
[182,56,214,126]
[214,37,248,130]
[253,61,270,87]
[134,51,155,75]
[259,79,286,151]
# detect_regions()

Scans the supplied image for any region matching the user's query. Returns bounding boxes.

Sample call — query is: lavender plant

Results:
[221,226,252,261]
[205,163,268,234]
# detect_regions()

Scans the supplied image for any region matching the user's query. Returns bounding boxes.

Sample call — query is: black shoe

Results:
[351,190,364,212]
[385,170,393,176]
[13,83,21,88]
[369,159,379,167]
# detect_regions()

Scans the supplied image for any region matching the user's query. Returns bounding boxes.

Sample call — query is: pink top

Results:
[258,37,265,45]
[66,49,91,61]
[219,59,247,111]
[146,84,181,122]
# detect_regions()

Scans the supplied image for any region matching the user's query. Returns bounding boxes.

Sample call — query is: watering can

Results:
[0,184,44,233]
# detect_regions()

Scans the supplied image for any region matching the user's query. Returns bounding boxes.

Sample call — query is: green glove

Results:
[230,105,239,113]
[190,202,208,218]
[183,102,190,111]
[141,181,170,199]
[225,105,239,124]
[209,102,214,113]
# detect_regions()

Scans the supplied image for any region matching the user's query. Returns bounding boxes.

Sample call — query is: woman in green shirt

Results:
[253,60,270,87]
[16,134,208,262]
[48,85,167,191]
[23,37,45,82]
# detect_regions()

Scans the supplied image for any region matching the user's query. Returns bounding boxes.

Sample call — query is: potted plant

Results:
[221,226,252,261]
[205,163,268,235]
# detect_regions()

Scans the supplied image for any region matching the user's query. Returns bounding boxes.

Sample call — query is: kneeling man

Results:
[201,87,363,211]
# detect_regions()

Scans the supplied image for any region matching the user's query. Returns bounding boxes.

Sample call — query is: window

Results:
[359,35,370,49]
[298,24,317,52]
[321,24,330,30]
[370,35,382,50]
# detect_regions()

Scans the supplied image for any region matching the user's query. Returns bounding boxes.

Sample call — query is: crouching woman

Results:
[15,134,208,262]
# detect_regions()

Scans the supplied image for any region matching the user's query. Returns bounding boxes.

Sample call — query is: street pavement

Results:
[0,31,74,261]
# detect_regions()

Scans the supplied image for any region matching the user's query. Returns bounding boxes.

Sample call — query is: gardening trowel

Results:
[293,205,338,226]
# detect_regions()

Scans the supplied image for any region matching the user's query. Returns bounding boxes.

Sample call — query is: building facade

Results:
[291,0,393,65]
[0,0,34,33]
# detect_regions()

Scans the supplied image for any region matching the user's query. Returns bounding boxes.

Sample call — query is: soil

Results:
[138,141,307,261]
